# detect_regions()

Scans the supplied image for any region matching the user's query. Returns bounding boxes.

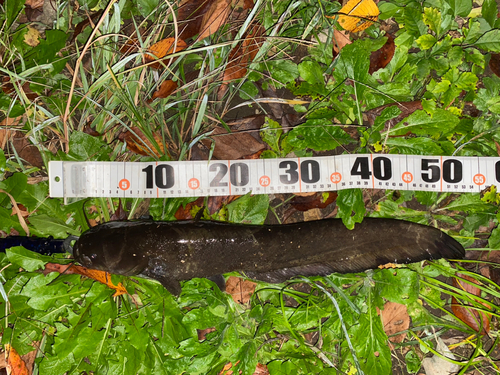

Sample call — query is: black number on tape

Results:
[230,163,249,186]
[142,164,175,189]
[279,161,299,184]
[351,157,371,179]
[496,161,500,182]
[421,159,440,183]
[301,160,320,183]
[373,157,392,180]
[443,159,462,183]
[210,163,229,187]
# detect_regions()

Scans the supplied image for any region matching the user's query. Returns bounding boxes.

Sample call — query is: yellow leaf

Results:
[336,0,380,32]
[24,26,41,47]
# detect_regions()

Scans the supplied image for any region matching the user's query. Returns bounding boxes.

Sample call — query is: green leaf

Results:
[260,117,282,154]
[227,193,269,224]
[385,137,444,155]
[446,0,472,16]
[392,109,459,137]
[239,81,259,100]
[6,246,46,272]
[267,60,299,86]
[0,172,27,206]
[298,60,324,85]
[403,7,428,37]
[416,34,437,50]
[423,7,441,35]
[29,214,80,237]
[24,29,68,69]
[66,131,112,161]
[5,0,25,29]
[137,0,160,17]
[488,226,500,249]
[482,0,498,28]
[287,119,353,151]
[474,29,500,51]
[0,149,5,180]
[374,269,419,304]
[444,193,497,213]
[336,189,365,229]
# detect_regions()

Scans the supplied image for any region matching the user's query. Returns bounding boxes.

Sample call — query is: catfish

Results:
[73,218,465,295]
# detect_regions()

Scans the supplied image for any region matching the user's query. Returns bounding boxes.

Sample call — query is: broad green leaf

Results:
[0,172,28,206]
[336,189,365,229]
[393,109,459,137]
[446,0,472,16]
[474,29,500,51]
[260,117,282,154]
[66,131,112,161]
[24,29,68,68]
[488,226,500,249]
[349,305,391,374]
[423,7,441,35]
[444,193,497,213]
[404,7,428,37]
[29,214,80,237]
[287,119,353,151]
[267,60,299,86]
[482,0,498,27]
[227,193,269,224]
[6,246,46,272]
[416,34,437,50]
[239,81,259,100]
[374,269,419,304]
[385,137,444,155]
[0,149,5,180]
[298,60,324,85]
[137,0,160,17]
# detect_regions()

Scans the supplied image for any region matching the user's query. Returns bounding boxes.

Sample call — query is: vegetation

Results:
[1,0,500,373]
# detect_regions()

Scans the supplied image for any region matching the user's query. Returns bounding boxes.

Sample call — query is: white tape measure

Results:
[49,155,500,199]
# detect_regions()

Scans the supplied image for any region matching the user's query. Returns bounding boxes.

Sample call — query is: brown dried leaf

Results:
[11,131,44,168]
[25,0,44,8]
[5,344,29,375]
[226,276,256,304]
[144,37,188,69]
[44,263,128,297]
[2,77,39,101]
[369,34,395,74]
[110,200,128,221]
[489,53,500,78]
[150,80,178,101]
[197,327,216,341]
[290,192,337,212]
[178,0,212,40]
[198,0,231,40]
[201,125,265,160]
[0,189,30,235]
[379,301,409,345]
[119,127,167,158]
[451,274,491,334]
[218,23,265,99]
[332,29,351,55]
[174,197,204,220]
[23,26,41,47]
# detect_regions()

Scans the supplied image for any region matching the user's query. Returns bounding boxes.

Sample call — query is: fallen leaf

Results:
[336,0,380,32]
[290,192,337,212]
[5,344,29,375]
[174,197,204,220]
[2,77,39,101]
[332,29,351,55]
[0,189,30,236]
[489,53,500,78]
[198,0,231,40]
[144,37,188,69]
[25,0,44,8]
[118,127,167,158]
[421,337,461,375]
[451,273,491,334]
[24,0,44,21]
[378,301,410,347]
[178,0,213,40]
[226,276,256,304]
[369,34,395,74]
[201,125,265,160]
[110,200,128,221]
[44,263,128,297]
[23,25,41,47]
[150,80,178,101]
[218,22,265,99]
[197,327,216,341]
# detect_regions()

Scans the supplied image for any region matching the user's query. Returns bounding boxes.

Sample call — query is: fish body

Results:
[73,218,465,295]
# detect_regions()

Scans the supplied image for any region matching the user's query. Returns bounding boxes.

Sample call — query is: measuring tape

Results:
[49,155,500,199]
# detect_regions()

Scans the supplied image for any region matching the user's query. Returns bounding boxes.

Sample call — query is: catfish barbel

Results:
[73,218,465,295]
